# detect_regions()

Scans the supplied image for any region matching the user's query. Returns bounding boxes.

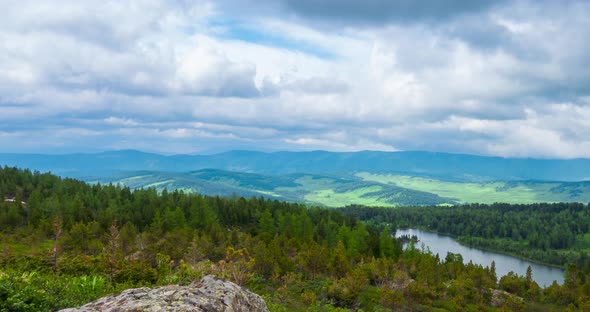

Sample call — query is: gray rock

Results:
[489,288,523,308]
[60,275,269,312]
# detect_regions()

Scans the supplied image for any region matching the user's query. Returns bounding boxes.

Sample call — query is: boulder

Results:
[60,275,269,312]
[489,288,523,308]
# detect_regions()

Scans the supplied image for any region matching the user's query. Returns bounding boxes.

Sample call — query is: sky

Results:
[1,0,590,158]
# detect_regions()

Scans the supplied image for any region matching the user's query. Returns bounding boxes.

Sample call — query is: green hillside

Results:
[5,150,590,206]
[87,169,590,207]
[92,169,454,207]
[90,170,590,207]
[357,172,590,204]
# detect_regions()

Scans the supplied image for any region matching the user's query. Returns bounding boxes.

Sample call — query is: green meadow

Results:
[93,169,590,207]
[356,172,590,204]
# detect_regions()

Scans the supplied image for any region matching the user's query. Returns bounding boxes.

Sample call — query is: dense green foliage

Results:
[341,203,590,267]
[1,167,590,311]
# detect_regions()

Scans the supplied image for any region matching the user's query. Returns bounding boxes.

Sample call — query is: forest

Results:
[340,203,590,268]
[1,166,590,311]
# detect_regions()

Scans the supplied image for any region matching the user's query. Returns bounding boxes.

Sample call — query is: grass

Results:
[3,239,54,257]
[293,176,341,191]
[304,186,394,207]
[121,175,151,181]
[254,190,281,197]
[142,180,174,188]
[356,172,590,204]
[174,187,195,194]
[92,170,590,208]
[7,242,29,254]
[95,172,458,207]
[574,233,590,250]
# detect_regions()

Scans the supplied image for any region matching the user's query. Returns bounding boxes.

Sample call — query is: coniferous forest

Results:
[2,167,590,311]
[341,203,590,268]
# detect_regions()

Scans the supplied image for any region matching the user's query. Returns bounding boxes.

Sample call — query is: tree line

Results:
[340,203,590,267]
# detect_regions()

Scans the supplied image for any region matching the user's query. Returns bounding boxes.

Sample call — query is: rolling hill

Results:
[356,173,590,205]
[2,149,590,181]
[92,169,454,207]
[3,150,590,206]
[87,169,590,207]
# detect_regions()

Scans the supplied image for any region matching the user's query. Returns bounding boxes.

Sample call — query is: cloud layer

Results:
[1,0,590,158]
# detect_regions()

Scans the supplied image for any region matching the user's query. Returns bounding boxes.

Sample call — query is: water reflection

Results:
[396,228,564,286]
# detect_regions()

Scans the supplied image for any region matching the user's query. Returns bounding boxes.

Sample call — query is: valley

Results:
[2,167,589,311]
[87,168,590,207]
[4,150,590,207]
[357,173,590,204]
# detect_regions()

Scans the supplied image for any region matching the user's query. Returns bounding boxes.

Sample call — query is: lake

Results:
[396,228,564,286]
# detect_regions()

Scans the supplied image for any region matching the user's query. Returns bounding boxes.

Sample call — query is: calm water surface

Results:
[396,228,564,286]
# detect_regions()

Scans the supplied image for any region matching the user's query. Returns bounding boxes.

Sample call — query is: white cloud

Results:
[104,117,139,127]
[1,0,590,158]
[284,137,397,152]
[171,35,259,96]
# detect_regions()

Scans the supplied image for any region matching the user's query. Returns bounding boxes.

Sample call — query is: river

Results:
[395,228,564,286]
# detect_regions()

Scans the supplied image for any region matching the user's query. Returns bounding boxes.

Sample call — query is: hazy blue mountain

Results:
[2,149,590,182]
[3,150,590,206]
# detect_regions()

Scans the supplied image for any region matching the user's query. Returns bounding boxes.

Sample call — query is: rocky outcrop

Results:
[60,275,269,312]
[489,289,523,308]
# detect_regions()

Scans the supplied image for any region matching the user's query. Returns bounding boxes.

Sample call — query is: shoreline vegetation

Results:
[397,226,565,269]
[341,203,590,269]
[454,237,566,270]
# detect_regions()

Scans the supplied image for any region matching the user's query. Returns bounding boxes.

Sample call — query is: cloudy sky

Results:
[1,0,589,158]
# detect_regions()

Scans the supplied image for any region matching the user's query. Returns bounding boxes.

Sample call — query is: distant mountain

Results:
[89,169,590,207]
[2,149,590,182]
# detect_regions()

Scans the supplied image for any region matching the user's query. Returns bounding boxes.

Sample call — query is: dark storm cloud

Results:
[219,0,505,25]
[281,0,504,24]
[439,15,512,51]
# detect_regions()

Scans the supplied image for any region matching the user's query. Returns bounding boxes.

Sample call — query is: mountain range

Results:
[2,149,590,181]
[2,150,590,207]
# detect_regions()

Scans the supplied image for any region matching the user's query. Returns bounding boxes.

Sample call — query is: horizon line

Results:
[0,149,589,161]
